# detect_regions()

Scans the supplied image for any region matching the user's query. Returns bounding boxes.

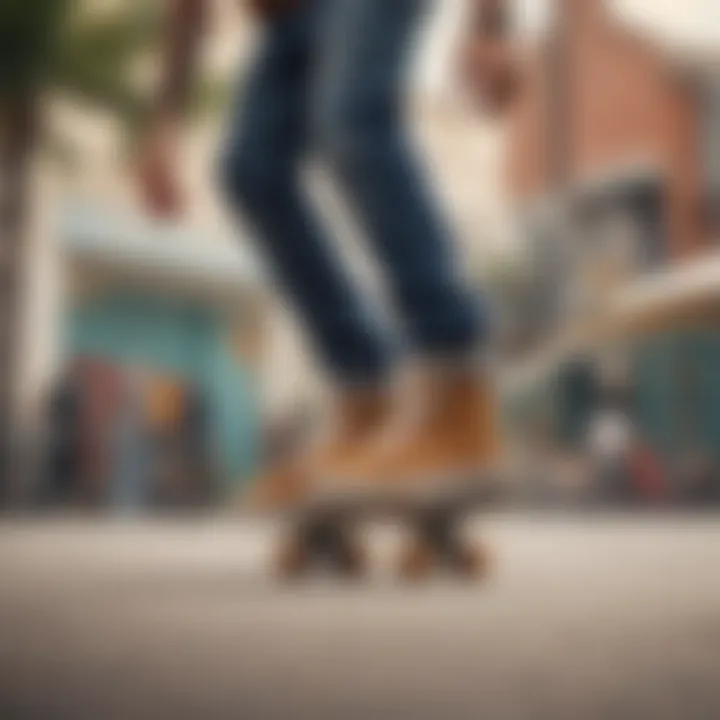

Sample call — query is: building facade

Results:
[509,0,717,285]
[502,0,720,475]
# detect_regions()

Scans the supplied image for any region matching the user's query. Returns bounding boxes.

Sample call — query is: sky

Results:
[617,0,720,47]
[417,0,720,96]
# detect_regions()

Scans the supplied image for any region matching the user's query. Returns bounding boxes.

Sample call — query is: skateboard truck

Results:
[274,475,501,581]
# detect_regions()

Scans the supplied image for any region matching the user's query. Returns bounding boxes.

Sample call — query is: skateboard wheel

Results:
[275,535,312,579]
[398,537,492,581]
[397,539,436,581]
[451,542,492,579]
[334,539,367,579]
[275,524,366,580]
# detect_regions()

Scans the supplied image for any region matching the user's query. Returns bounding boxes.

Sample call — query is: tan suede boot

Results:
[242,387,392,513]
[313,365,502,498]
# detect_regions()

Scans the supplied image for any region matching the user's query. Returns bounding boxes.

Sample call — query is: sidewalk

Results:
[1,515,719,719]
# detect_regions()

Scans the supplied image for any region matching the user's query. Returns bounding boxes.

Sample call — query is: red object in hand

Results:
[136,118,185,219]
[629,445,668,504]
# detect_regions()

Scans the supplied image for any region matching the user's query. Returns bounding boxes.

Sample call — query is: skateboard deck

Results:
[274,478,500,580]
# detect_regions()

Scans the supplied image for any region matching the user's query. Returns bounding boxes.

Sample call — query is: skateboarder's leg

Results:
[310,0,500,493]
[219,8,391,385]
[314,0,486,361]
[218,7,393,511]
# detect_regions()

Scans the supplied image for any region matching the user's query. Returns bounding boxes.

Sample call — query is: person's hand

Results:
[137,116,185,219]
[458,37,524,117]
[246,0,301,22]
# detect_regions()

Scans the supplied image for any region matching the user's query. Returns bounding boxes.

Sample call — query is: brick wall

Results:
[508,0,705,258]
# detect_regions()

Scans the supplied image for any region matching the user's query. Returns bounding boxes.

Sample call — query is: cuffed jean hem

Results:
[321,350,398,390]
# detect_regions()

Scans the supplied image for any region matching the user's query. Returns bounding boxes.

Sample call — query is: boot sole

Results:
[286,467,505,522]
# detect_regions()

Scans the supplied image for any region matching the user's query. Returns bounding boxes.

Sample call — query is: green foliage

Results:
[0,0,228,137]
[0,0,70,101]
[51,0,163,127]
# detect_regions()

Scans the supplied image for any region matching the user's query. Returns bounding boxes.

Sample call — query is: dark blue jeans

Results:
[219,0,486,384]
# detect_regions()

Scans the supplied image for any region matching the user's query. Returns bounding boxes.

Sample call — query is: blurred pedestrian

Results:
[586,392,634,504]
[43,367,83,507]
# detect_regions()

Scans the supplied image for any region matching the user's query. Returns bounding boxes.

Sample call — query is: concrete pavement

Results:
[1,514,719,719]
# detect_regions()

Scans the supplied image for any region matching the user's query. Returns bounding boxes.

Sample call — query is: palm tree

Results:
[0,0,221,501]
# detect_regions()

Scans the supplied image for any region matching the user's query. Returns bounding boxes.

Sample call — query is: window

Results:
[574,172,668,277]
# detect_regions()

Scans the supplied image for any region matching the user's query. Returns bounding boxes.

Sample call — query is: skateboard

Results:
[274,481,498,581]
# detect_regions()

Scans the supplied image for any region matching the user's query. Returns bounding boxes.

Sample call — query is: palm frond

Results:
[0,0,70,101]
[190,74,233,120]
[2,0,227,153]
[54,2,161,80]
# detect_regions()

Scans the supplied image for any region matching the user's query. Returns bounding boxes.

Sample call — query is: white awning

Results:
[60,204,264,305]
[502,249,720,395]
[607,250,720,325]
